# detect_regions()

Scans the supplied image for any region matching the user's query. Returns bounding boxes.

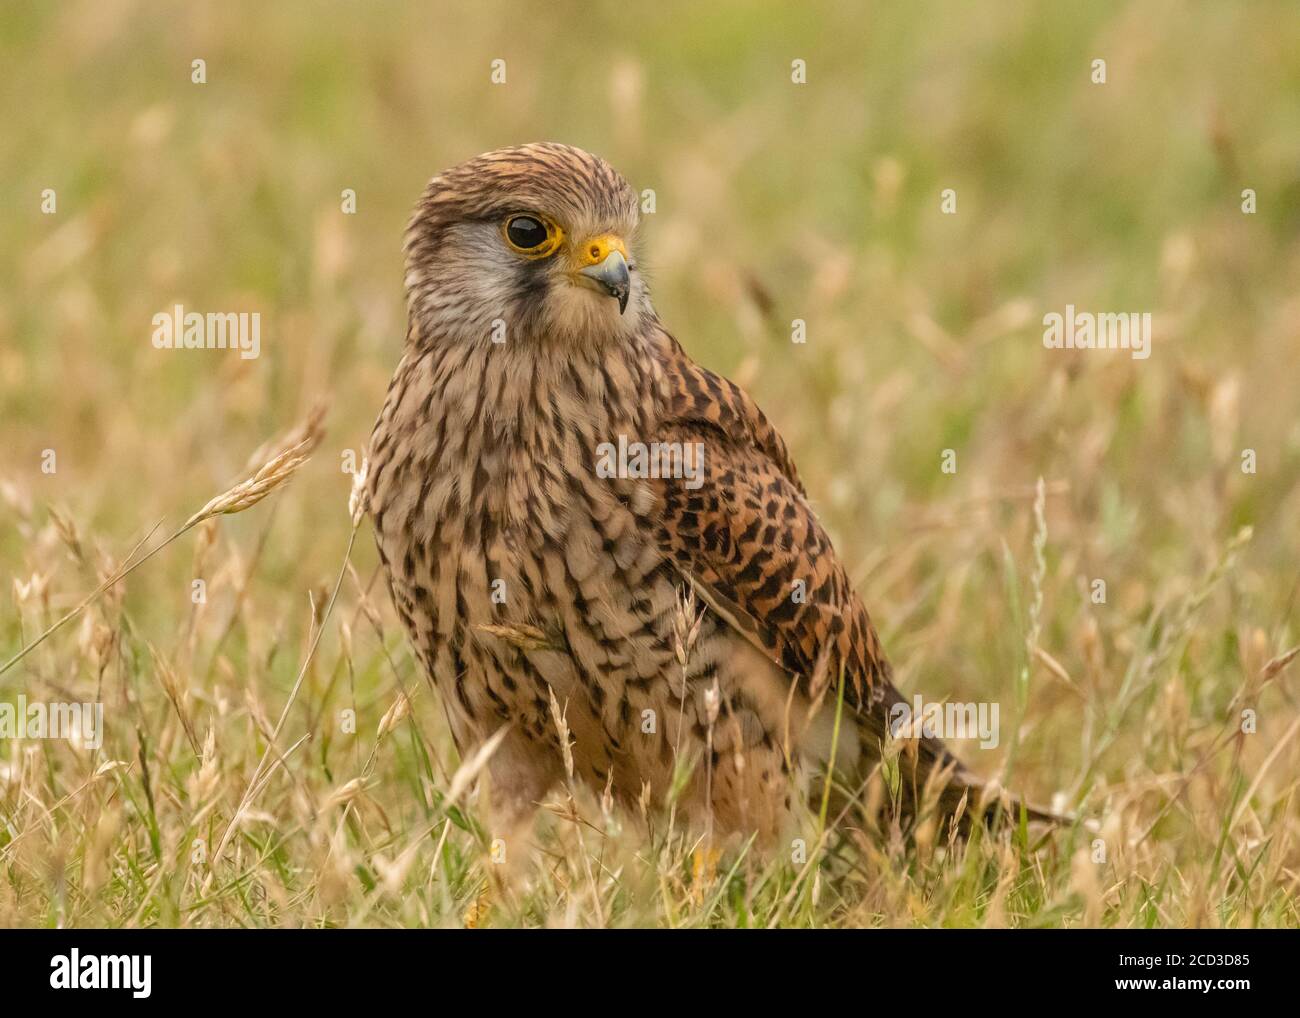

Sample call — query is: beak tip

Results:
[579,248,632,315]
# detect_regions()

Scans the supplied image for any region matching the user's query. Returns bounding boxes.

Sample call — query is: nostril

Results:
[590,245,601,258]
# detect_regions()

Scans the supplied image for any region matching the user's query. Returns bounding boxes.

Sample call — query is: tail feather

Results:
[841,676,1078,834]
[877,724,1075,833]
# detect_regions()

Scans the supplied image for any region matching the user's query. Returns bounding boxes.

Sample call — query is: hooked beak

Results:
[576,235,631,314]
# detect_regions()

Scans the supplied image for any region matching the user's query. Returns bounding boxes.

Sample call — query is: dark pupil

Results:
[507,216,548,249]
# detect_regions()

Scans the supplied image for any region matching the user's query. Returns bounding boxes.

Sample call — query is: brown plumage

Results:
[367,142,1053,852]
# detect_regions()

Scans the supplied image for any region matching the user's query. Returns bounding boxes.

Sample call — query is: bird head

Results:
[403,143,647,350]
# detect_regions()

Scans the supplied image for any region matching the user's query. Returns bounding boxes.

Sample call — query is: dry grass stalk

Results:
[1,407,326,679]
[376,690,412,741]
[548,687,574,781]
[475,622,555,651]
[184,438,315,528]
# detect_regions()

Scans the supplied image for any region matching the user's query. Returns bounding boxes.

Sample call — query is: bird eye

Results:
[504,214,559,256]
[506,216,546,248]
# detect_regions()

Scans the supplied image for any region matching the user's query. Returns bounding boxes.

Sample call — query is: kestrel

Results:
[367,143,1049,852]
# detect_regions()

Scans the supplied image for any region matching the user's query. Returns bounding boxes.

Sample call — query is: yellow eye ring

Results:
[503,213,564,258]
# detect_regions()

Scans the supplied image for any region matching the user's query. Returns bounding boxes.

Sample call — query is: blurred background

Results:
[1,1,1298,926]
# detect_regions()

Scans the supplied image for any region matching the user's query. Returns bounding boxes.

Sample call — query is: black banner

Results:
[0,928,1288,1005]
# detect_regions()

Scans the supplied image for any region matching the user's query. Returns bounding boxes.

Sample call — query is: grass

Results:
[1,0,1299,927]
